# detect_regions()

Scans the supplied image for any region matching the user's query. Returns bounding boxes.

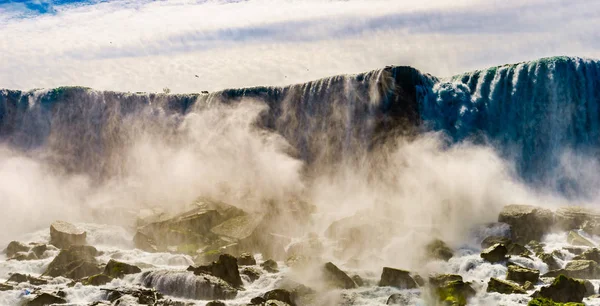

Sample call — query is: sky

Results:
[0,0,598,93]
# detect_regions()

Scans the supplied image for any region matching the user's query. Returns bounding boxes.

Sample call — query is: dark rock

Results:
[261,259,279,273]
[425,239,454,261]
[26,292,67,306]
[435,280,476,306]
[250,297,266,305]
[50,220,87,249]
[44,245,101,279]
[323,262,357,289]
[412,274,424,287]
[487,277,526,294]
[188,254,243,288]
[537,274,587,303]
[238,253,256,266]
[386,293,411,305]
[574,248,600,263]
[206,302,226,306]
[481,236,511,249]
[0,283,13,291]
[498,205,554,244]
[140,270,237,300]
[567,231,595,247]
[429,274,463,288]
[10,252,38,261]
[378,267,417,289]
[527,240,546,255]
[103,287,163,304]
[263,289,295,306]
[241,267,261,282]
[7,273,48,285]
[352,275,365,287]
[104,259,141,278]
[564,247,587,256]
[31,244,50,258]
[538,253,561,271]
[5,241,30,258]
[481,243,508,263]
[507,243,532,256]
[84,274,113,286]
[522,281,534,291]
[507,265,540,284]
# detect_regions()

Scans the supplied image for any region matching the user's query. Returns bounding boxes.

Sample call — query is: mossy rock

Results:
[486,277,526,294]
[378,267,417,289]
[507,265,540,284]
[436,280,475,306]
[528,298,584,306]
[84,274,113,286]
[429,274,463,288]
[538,275,587,303]
[104,259,141,278]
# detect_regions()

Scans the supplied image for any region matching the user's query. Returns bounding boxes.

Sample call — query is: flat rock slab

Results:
[50,221,86,249]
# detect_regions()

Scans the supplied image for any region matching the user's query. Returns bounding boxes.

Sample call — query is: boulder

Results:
[241,267,261,282]
[544,260,600,279]
[44,245,101,279]
[84,274,114,286]
[5,241,30,258]
[573,248,600,263]
[481,243,508,263]
[0,283,13,291]
[567,231,595,247]
[103,287,164,305]
[481,236,511,249]
[206,302,226,306]
[522,281,534,291]
[527,240,546,255]
[140,270,237,300]
[378,267,418,289]
[486,277,526,294]
[104,259,142,278]
[238,253,256,266]
[537,275,587,303]
[554,206,600,231]
[435,280,475,306]
[429,274,463,288]
[261,259,279,273]
[386,293,411,305]
[581,279,596,297]
[187,254,243,288]
[50,220,87,249]
[7,273,49,286]
[425,239,454,261]
[31,244,51,259]
[352,275,365,287]
[507,243,531,257]
[528,298,584,306]
[564,247,587,256]
[26,292,67,306]
[507,265,540,284]
[263,289,295,306]
[498,205,553,244]
[323,262,357,289]
[538,253,561,271]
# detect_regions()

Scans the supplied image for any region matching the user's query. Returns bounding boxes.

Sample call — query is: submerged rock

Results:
[323,262,357,289]
[50,220,87,249]
[188,254,243,288]
[481,243,508,263]
[486,277,526,294]
[378,267,418,289]
[536,275,587,303]
[103,287,163,304]
[44,245,101,279]
[498,205,553,244]
[425,239,454,261]
[507,265,540,284]
[386,293,412,305]
[104,259,142,278]
[567,231,595,247]
[140,270,237,300]
[26,292,67,306]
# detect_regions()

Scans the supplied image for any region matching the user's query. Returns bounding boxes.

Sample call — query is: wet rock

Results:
[481,243,508,263]
[528,298,584,306]
[425,239,454,261]
[241,267,261,282]
[10,252,38,261]
[386,293,411,305]
[507,243,532,257]
[527,240,546,255]
[188,254,243,288]
[7,273,49,286]
[250,297,266,305]
[507,265,540,284]
[564,246,587,256]
[567,231,595,247]
[435,280,475,306]
[581,279,596,297]
[554,206,600,231]
[487,277,526,294]
[522,281,534,291]
[263,289,295,306]
[31,244,51,259]
[537,275,587,303]
[140,270,237,300]
[44,245,101,279]
[378,267,418,289]
[573,248,600,263]
[84,274,113,286]
[544,260,600,279]
[498,205,553,244]
[103,287,163,304]
[352,275,365,287]
[323,262,357,289]
[429,274,463,288]
[133,231,158,252]
[206,302,226,306]
[261,259,279,273]
[5,241,30,258]
[104,259,142,278]
[50,220,87,249]
[238,253,256,266]
[26,292,67,306]
[0,283,13,291]
[481,236,511,249]
[538,253,561,271]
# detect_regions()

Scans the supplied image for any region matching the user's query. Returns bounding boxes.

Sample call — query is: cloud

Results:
[0,0,599,93]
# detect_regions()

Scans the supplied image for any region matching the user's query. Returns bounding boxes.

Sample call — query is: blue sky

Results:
[0,0,598,93]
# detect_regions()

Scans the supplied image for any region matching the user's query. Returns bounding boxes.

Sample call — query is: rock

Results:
[323,262,357,289]
[481,236,511,249]
[206,302,226,306]
[425,239,454,261]
[507,243,532,257]
[429,274,463,288]
[133,231,158,252]
[103,287,164,304]
[528,298,584,306]
[564,247,587,256]
[140,270,237,300]
[554,206,600,231]
[481,243,508,263]
[44,245,101,279]
[378,267,418,289]
[567,231,595,247]
[581,279,596,296]
[31,244,51,258]
[187,254,243,288]
[435,280,476,306]
[261,259,279,273]
[507,265,540,284]
[241,267,261,282]
[537,275,587,303]
[523,281,534,291]
[352,275,365,287]
[528,240,546,255]
[498,205,554,244]
[7,273,49,285]
[543,260,600,279]
[5,241,30,258]
[84,274,114,286]
[386,293,411,305]
[538,253,561,271]
[263,289,295,306]
[0,283,13,291]
[583,219,600,236]
[238,253,256,266]
[50,220,87,249]
[104,259,142,278]
[10,252,38,261]
[573,248,600,263]
[26,292,67,306]
[486,277,526,294]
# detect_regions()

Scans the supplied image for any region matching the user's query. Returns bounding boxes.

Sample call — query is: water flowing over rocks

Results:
[140,270,238,300]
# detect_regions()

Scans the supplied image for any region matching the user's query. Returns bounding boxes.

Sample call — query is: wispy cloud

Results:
[0,0,598,93]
